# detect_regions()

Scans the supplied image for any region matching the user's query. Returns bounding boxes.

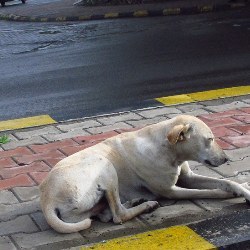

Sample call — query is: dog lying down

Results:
[40,115,250,233]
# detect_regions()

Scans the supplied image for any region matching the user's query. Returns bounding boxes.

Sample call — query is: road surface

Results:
[0,8,249,121]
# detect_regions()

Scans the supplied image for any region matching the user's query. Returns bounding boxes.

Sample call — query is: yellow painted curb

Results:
[133,10,148,17]
[82,225,216,250]
[163,8,181,15]
[156,86,250,106]
[199,5,214,12]
[56,16,67,21]
[79,15,91,20]
[40,17,48,22]
[104,12,119,18]
[0,115,57,132]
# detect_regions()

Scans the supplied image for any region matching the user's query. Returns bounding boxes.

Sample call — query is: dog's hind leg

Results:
[103,166,158,224]
[97,198,149,223]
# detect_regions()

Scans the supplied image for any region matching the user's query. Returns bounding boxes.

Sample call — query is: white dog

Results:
[39,115,250,233]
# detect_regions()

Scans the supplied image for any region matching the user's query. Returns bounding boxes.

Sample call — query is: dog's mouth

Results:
[204,159,218,168]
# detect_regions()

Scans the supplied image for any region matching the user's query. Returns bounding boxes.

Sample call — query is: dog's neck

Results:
[137,122,186,168]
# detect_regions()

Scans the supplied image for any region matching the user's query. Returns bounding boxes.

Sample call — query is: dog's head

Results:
[167,115,229,167]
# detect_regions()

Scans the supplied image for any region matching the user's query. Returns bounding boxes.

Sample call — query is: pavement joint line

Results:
[155,86,250,106]
[0,2,248,22]
[0,115,57,132]
[81,225,217,250]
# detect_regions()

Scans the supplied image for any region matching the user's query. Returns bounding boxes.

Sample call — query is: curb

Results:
[0,87,249,133]
[0,2,247,22]
[70,210,250,250]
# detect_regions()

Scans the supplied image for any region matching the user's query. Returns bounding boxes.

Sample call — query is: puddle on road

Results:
[0,19,158,58]
[11,41,63,55]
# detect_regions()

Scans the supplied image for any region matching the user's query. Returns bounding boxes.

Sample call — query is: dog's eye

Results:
[208,138,214,142]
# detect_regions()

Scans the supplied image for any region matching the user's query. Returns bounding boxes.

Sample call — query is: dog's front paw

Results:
[144,201,159,213]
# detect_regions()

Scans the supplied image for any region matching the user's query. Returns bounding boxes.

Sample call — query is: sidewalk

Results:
[0,95,250,249]
[0,0,248,22]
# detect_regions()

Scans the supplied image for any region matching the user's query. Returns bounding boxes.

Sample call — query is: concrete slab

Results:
[140,200,203,226]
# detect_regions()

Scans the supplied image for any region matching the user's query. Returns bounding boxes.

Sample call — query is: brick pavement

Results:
[0,96,250,249]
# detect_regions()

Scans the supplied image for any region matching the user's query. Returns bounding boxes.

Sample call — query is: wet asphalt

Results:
[0,7,249,121]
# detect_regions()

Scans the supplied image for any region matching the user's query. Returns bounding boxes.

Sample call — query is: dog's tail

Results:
[43,204,91,233]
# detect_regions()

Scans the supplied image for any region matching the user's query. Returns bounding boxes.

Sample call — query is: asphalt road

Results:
[0,8,250,121]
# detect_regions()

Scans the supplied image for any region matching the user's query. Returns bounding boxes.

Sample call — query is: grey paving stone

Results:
[12,230,83,249]
[205,101,249,112]
[13,186,39,202]
[137,107,181,119]
[187,161,201,168]
[140,200,203,226]
[82,218,146,239]
[0,198,40,221]
[0,190,19,204]
[0,215,39,236]
[168,109,210,118]
[57,120,101,132]
[97,112,142,125]
[2,134,18,142]
[2,136,48,150]
[193,197,246,212]
[0,236,17,250]
[185,109,211,117]
[190,164,223,178]
[87,122,132,134]
[43,129,90,142]
[181,161,223,178]
[211,157,250,177]
[14,126,61,140]
[178,103,206,112]
[192,175,249,212]
[201,96,246,106]
[228,172,250,185]
[243,98,250,104]
[30,212,51,231]
[127,116,167,127]
[225,146,250,161]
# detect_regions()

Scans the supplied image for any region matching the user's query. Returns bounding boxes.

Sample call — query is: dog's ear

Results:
[167,124,191,145]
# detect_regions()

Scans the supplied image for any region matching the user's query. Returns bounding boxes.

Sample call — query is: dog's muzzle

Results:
[204,156,229,167]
